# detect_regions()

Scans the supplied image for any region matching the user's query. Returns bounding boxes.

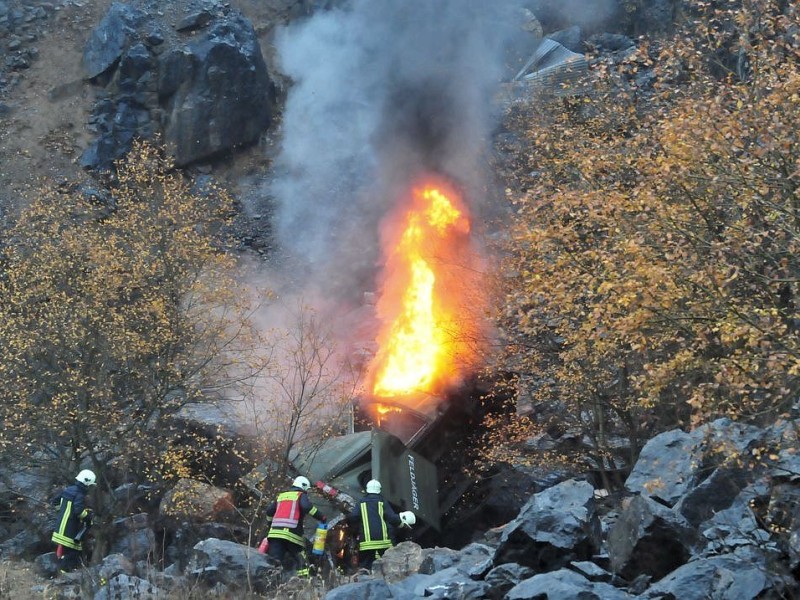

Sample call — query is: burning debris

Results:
[246,0,527,563]
[367,175,489,420]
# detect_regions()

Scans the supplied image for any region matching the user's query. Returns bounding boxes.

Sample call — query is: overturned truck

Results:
[243,380,502,560]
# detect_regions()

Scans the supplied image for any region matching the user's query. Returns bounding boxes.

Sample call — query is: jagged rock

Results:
[483,563,535,600]
[390,566,490,599]
[109,520,156,563]
[506,567,631,600]
[176,10,214,33]
[494,479,601,571]
[639,553,772,599]
[607,493,695,581]
[624,429,703,506]
[161,12,274,166]
[569,560,613,583]
[33,551,60,578]
[97,553,135,582]
[83,2,147,79]
[80,3,275,170]
[324,578,415,600]
[187,538,279,594]
[675,465,752,527]
[700,485,773,556]
[93,574,163,600]
[480,466,538,527]
[419,542,493,578]
[766,482,800,569]
[372,541,425,583]
[112,483,158,513]
[0,529,41,559]
[159,478,234,521]
[421,570,491,599]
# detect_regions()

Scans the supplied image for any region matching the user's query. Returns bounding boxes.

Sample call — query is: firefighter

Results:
[50,469,96,572]
[265,475,326,576]
[347,479,414,570]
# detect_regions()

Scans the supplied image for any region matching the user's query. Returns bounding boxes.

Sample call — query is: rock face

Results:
[159,12,273,166]
[506,568,631,600]
[494,479,601,571]
[607,494,695,580]
[186,537,279,594]
[640,553,771,600]
[80,0,275,170]
[159,478,235,521]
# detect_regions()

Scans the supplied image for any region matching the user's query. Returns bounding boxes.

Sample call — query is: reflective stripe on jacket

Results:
[50,483,90,551]
[266,486,322,548]
[272,491,302,529]
[348,493,402,552]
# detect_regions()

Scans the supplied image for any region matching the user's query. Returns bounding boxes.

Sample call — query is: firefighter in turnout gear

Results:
[265,476,326,576]
[347,479,413,570]
[50,469,96,572]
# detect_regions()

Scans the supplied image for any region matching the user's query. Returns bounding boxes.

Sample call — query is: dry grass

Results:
[0,560,55,600]
[0,559,351,599]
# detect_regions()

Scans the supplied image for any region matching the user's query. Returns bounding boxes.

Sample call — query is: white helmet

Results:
[399,511,416,527]
[292,476,311,491]
[76,469,96,486]
[365,479,381,494]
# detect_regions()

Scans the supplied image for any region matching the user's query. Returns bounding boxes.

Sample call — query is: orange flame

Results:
[368,176,485,410]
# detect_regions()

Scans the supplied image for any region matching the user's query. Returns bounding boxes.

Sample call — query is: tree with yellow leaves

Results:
[0,141,269,523]
[496,0,799,485]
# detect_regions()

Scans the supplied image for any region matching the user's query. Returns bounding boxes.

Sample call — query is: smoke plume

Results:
[270,0,523,304]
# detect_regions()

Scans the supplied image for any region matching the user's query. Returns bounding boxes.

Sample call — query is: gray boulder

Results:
[625,429,703,506]
[0,529,41,559]
[419,542,494,578]
[483,563,535,599]
[546,26,582,53]
[700,488,773,556]
[80,3,275,170]
[93,574,163,600]
[97,553,135,582]
[109,526,156,563]
[409,566,490,599]
[372,541,425,583]
[324,578,415,600]
[161,13,273,166]
[33,551,61,579]
[494,479,601,571]
[640,553,771,600]
[569,560,613,583]
[675,465,752,527]
[186,538,279,594]
[83,2,147,79]
[607,494,695,580]
[506,568,631,600]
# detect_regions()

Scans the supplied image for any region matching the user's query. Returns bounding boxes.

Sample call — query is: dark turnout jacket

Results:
[347,492,402,552]
[50,482,92,550]
[265,486,323,547]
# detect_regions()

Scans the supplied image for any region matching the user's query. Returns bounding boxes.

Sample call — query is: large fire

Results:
[367,175,486,415]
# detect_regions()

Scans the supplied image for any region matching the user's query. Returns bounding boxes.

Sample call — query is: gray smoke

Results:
[270,0,523,303]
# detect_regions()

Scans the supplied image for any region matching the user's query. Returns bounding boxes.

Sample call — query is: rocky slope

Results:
[7,1,799,599]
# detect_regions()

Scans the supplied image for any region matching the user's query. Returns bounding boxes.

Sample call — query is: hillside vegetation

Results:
[489,0,799,482]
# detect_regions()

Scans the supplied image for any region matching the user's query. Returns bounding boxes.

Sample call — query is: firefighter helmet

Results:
[292,476,311,491]
[366,479,382,494]
[399,511,416,527]
[76,469,97,486]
